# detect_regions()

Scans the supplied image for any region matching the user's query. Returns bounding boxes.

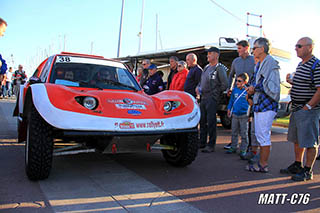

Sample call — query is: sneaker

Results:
[201,145,215,153]
[240,151,254,160]
[280,162,303,175]
[291,169,313,181]
[316,155,320,160]
[239,151,247,159]
[224,143,232,150]
[225,147,237,154]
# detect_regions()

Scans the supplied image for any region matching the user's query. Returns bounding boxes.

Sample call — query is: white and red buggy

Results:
[14,52,200,180]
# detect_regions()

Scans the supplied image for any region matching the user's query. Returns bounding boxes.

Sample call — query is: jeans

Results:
[200,97,217,147]
[2,82,11,97]
[1,83,7,97]
[13,83,21,97]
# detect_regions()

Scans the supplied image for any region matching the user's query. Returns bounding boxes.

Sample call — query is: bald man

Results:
[184,53,203,98]
[281,37,320,181]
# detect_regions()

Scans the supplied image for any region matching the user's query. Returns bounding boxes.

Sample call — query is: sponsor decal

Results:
[127,110,142,115]
[187,111,198,122]
[107,99,148,105]
[123,98,133,104]
[258,193,310,205]
[115,121,135,129]
[135,121,165,129]
[116,104,146,110]
[115,120,164,130]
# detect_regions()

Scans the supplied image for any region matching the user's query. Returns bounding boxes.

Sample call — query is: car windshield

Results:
[49,56,140,91]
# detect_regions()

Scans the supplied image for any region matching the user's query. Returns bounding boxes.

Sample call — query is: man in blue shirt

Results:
[184,53,202,98]
[142,64,164,95]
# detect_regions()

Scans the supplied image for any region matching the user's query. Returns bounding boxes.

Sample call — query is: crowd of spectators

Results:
[138,37,320,182]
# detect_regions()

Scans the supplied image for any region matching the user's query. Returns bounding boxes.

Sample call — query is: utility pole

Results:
[117,0,125,58]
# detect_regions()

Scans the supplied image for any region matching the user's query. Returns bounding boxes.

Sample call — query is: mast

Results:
[155,13,158,51]
[117,0,125,57]
[138,0,145,53]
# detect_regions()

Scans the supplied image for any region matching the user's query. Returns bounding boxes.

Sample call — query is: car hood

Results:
[30,84,200,132]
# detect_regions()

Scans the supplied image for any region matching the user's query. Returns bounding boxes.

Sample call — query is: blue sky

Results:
[1,0,320,77]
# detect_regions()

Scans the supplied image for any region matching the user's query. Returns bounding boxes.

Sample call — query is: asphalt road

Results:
[0,99,319,213]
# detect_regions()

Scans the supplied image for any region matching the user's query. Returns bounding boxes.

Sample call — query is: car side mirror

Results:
[29,76,42,84]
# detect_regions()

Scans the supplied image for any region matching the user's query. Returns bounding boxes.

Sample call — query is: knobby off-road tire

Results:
[161,132,198,167]
[25,105,54,180]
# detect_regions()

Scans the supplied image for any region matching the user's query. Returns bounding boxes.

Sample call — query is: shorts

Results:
[287,108,320,148]
[254,111,276,146]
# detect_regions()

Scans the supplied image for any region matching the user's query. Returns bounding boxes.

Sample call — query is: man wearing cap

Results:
[196,47,228,152]
[142,64,164,95]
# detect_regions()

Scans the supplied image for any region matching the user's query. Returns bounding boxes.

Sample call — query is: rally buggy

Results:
[14,52,200,180]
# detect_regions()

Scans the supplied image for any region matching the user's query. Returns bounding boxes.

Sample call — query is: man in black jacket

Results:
[167,56,178,89]
[184,53,203,98]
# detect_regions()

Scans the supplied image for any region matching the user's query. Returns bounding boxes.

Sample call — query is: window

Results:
[39,56,54,82]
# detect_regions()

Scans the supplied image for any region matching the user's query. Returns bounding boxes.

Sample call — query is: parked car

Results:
[13,52,200,180]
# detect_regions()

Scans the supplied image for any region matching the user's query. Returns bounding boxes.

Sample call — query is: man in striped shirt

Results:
[281,37,320,181]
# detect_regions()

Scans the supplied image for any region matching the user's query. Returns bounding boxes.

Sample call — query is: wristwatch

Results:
[305,104,312,110]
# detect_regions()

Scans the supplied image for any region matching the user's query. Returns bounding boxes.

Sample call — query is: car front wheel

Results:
[25,105,54,181]
[161,132,198,167]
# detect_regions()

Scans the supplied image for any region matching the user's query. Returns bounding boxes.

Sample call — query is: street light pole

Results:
[117,0,125,58]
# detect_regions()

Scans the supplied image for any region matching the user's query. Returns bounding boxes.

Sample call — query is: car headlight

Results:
[83,97,97,110]
[163,101,181,112]
[171,101,181,109]
[164,101,172,112]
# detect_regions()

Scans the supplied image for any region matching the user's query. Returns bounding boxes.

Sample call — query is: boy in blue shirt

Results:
[226,73,250,157]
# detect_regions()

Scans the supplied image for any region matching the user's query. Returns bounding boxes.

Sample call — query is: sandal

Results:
[246,162,269,173]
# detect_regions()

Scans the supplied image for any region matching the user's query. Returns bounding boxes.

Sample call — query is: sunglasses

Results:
[252,46,261,51]
[178,65,183,67]
[295,44,309,48]
[236,80,243,83]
